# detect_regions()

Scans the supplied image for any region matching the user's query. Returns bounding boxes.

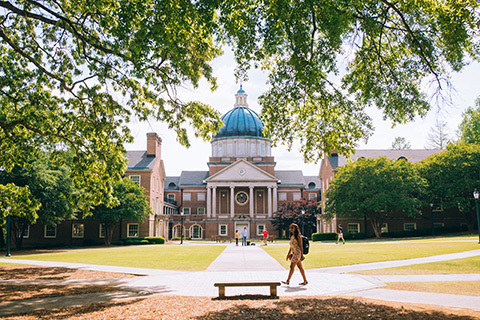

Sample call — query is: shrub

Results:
[312,232,337,241]
[140,240,150,245]
[111,241,124,245]
[171,237,192,241]
[144,237,165,244]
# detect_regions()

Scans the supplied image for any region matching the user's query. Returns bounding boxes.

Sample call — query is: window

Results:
[404,223,416,231]
[99,224,105,238]
[129,175,140,185]
[172,225,182,238]
[183,193,191,201]
[293,193,301,201]
[183,207,191,215]
[308,193,317,201]
[127,223,139,237]
[72,223,84,238]
[434,223,444,229]
[308,182,316,189]
[347,223,360,233]
[257,224,265,236]
[381,223,388,233]
[431,199,443,212]
[19,226,30,238]
[279,193,287,201]
[219,224,228,236]
[260,144,265,156]
[44,225,57,238]
[152,177,155,192]
[168,194,175,200]
[235,191,249,205]
[191,225,202,239]
[168,182,176,189]
[197,207,205,215]
[197,193,206,201]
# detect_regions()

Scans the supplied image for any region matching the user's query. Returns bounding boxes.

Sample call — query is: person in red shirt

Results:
[263,229,269,246]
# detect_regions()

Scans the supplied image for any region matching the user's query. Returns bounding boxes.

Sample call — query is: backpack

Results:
[301,235,309,255]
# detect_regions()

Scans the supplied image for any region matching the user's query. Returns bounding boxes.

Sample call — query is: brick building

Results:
[318,149,466,236]
[165,86,321,240]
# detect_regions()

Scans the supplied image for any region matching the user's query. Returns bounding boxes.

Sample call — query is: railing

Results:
[164,198,177,206]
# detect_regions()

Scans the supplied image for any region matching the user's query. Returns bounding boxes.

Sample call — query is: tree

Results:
[91,178,152,245]
[325,157,425,238]
[0,152,75,248]
[272,199,319,238]
[391,137,411,150]
[418,143,480,231]
[1,0,479,207]
[425,120,451,149]
[458,98,480,144]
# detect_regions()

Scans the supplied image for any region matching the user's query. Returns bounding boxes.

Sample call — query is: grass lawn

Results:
[8,245,226,271]
[262,236,480,269]
[385,281,480,296]
[357,255,480,275]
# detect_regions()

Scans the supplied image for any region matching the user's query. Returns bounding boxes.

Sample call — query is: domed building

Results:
[165,87,321,241]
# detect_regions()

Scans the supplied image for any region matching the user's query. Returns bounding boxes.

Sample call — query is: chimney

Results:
[146,132,162,158]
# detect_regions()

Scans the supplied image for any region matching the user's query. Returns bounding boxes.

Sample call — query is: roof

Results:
[328,149,442,170]
[213,107,265,140]
[178,171,209,186]
[275,170,305,186]
[126,151,158,170]
[165,177,180,190]
[304,176,321,190]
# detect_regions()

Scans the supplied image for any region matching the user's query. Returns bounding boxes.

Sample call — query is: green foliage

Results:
[144,237,165,244]
[325,157,425,238]
[0,183,40,223]
[458,98,480,144]
[91,178,152,245]
[272,199,319,237]
[312,232,337,241]
[418,143,480,230]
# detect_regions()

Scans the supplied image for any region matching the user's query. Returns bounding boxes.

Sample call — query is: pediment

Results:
[205,159,279,183]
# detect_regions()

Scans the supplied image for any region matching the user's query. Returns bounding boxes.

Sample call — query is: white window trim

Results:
[72,223,85,238]
[219,224,228,236]
[183,207,191,214]
[127,223,139,238]
[293,192,301,201]
[381,223,388,233]
[257,224,266,236]
[130,175,141,185]
[183,193,191,201]
[190,224,202,239]
[404,223,417,231]
[20,225,30,238]
[197,193,206,201]
[168,194,175,200]
[308,193,317,200]
[278,192,287,201]
[347,223,360,233]
[99,224,105,238]
[197,207,205,215]
[44,225,57,238]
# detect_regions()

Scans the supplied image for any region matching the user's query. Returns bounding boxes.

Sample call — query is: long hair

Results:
[289,223,300,239]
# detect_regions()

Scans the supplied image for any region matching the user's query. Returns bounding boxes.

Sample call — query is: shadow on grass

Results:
[198,297,476,320]
[0,267,76,280]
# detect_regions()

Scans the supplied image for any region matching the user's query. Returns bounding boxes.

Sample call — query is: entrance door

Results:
[236,223,249,238]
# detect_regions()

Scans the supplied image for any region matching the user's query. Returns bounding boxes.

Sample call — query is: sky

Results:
[125,49,480,177]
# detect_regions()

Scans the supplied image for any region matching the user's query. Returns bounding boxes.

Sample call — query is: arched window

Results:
[168,182,176,189]
[308,182,316,189]
[172,225,182,238]
[190,225,202,239]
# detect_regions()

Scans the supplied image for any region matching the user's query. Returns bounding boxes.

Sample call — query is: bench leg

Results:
[270,285,278,297]
[218,286,225,298]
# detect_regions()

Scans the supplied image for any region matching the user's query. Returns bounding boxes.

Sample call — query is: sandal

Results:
[299,281,308,285]
[281,280,289,285]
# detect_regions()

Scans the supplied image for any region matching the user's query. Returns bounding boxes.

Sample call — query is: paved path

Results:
[1,245,480,316]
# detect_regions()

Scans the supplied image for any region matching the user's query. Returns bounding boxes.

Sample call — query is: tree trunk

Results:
[0,225,5,249]
[105,225,115,246]
[370,220,382,238]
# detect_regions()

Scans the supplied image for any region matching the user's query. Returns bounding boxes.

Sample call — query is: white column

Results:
[230,186,235,218]
[249,186,254,218]
[273,186,278,213]
[212,186,217,218]
[267,186,272,217]
[207,187,212,218]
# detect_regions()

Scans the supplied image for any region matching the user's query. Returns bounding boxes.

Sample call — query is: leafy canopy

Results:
[458,98,480,144]
[325,157,425,237]
[1,0,479,207]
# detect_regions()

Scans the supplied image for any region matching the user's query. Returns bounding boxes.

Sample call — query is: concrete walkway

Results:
[1,245,480,316]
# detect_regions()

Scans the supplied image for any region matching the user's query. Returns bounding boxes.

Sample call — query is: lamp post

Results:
[301,210,305,235]
[180,209,184,245]
[474,189,480,244]
[6,207,11,257]
[430,202,434,237]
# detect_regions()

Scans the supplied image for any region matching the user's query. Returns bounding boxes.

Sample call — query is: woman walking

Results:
[281,223,308,285]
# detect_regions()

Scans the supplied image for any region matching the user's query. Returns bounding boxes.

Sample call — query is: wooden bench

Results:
[214,281,281,298]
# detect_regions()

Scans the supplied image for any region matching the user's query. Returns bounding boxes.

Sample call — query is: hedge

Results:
[312,232,366,241]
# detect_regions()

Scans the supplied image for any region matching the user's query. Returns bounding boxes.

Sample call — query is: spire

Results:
[234,85,248,108]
